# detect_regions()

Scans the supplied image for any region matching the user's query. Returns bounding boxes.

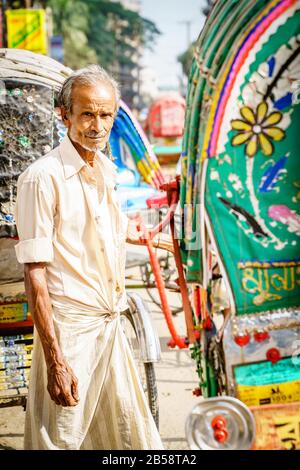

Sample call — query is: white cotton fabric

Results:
[14,135,163,450]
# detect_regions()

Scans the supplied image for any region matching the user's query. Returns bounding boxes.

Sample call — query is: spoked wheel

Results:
[120,309,159,428]
[140,251,183,315]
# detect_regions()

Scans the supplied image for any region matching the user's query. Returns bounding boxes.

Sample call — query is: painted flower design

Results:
[231,102,285,157]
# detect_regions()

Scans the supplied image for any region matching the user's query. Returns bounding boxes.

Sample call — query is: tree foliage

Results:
[177,0,214,77]
[177,42,195,78]
[202,0,215,17]
[46,0,160,71]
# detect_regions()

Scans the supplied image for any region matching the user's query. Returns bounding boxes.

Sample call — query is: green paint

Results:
[234,357,300,386]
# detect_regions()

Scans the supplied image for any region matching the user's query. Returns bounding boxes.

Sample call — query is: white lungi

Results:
[24,306,162,450]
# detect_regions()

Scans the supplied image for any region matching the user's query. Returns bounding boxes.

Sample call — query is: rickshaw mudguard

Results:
[126,291,161,364]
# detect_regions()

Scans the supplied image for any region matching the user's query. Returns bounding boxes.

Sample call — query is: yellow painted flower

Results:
[231,102,285,157]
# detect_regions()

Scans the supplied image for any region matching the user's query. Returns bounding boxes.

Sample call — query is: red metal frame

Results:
[141,177,198,349]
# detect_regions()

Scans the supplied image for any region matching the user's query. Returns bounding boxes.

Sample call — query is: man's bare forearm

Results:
[24,263,79,406]
[24,263,64,370]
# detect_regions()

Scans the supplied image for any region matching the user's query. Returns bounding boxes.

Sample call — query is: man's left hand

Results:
[126,218,146,245]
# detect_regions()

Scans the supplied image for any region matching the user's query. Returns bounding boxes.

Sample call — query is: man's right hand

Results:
[47,362,79,407]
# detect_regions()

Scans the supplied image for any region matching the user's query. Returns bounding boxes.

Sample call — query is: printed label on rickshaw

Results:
[0,303,28,323]
[234,357,300,406]
[237,380,300,407]
[252,403,300,450]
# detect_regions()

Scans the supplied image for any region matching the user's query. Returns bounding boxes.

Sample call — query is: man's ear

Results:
[60,106,70,126]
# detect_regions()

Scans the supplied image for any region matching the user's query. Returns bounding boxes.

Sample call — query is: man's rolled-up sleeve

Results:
[14,172,55,264]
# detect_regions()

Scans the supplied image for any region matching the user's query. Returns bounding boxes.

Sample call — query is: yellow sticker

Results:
[0,303,28,323]
[6,9,48,55]
[237,380,300,407]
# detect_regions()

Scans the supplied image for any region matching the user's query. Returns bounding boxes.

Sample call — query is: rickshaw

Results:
[0,49,162,426]
[140,0,300,450]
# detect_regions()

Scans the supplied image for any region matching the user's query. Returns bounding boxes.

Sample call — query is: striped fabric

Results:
[24,307,163,450]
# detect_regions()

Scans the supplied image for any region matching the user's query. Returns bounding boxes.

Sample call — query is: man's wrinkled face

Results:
[62,82,116,152]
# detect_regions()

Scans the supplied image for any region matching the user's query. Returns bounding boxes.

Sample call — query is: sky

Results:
[140,0,206,90]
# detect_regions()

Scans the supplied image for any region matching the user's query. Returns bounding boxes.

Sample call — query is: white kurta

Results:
[14,135,163,450]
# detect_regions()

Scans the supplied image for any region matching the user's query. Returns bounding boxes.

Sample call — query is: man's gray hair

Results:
[58,64,121,114]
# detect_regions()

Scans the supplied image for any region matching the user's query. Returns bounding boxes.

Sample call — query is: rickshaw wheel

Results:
[120,310,159,428]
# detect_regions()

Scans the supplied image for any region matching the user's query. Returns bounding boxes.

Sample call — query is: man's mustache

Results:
[84,132,107,138]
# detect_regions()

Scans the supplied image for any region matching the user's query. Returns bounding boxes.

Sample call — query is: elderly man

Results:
[14,65,163,450]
